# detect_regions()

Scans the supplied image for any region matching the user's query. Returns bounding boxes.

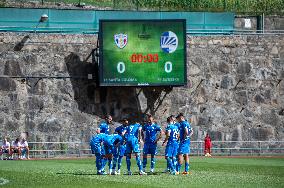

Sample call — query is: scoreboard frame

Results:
[98,19,187,87]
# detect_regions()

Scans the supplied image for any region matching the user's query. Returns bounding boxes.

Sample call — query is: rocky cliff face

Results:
[0,32,283,146]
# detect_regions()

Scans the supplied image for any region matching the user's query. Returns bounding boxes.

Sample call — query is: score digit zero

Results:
[117,61,172,74]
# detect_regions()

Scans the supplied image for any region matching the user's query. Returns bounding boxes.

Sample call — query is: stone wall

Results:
[0,32,283,146]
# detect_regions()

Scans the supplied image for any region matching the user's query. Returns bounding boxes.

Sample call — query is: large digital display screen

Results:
[99,19,186,86]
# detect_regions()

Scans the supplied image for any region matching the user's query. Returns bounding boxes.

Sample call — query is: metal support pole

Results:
[258,141,261,156]
[262,13,265,33]
[78,143,81,157]
[47,143,49,158]
[136,0,139,10]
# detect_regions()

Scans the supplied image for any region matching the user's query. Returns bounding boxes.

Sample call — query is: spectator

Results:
[20,138,30,159]
[0,137,11,160]
[11,138,21,159]
[204,133,212,157]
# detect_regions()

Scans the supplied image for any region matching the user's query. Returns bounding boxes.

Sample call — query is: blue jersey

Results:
[165,124,171,132]
[115,125,127,136]
[142,123,161,144]
[125,123,141,141]
[174,122,180,129]
[104,134,123,147]
[99,122,110,134]
[165,122,178,132]
[179,120,192,142]
[90,133,107,147]
[167,124,179,144]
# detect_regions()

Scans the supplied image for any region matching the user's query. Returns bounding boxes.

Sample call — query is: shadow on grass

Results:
[56,171,166,176]
[56,172,97,176]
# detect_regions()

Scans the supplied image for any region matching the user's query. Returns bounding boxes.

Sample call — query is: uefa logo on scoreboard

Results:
[160,31,178,53]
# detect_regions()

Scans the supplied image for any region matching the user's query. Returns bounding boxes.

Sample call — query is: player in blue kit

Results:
[162,115,179,175]
[176,113,193,175]
[142,114,162,173]
[102,133,124,175]
[98,115,112,172]
[162,115,178,173]
[90,128,123,175]
[111,118,128,175]
[99,115,112,134]
[90,129,107,175]
[163,121,171,173]
[124,122,147,175]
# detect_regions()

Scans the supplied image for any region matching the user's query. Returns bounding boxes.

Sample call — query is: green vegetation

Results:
[0,157,283,188]
[0,0,5,7]
[16,0,284,14]
[138,0,284,14]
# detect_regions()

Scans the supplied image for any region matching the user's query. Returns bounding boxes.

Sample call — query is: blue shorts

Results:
[119,144,126,156]
[113,144,126,158]
[112,147,118,157]
[125,138,140,154]
[178,140,191,155]
[143,143,157,155]
[104,145,114,155]
[165,142,178,157]
[90,144,102,155]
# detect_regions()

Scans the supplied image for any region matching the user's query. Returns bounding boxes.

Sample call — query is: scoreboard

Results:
[99,19,186,86]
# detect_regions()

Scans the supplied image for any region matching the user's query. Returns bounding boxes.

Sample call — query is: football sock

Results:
[118,156,123,170]
[185,162,189,172]
[177,163,182,172]
[142,157,147,169]
[174,159,178,169]
[112,156,117,170]
[172,157,177,171]
[167,157,173,172]
[150,157,155,170]
[108,159,113,172]
[126,156,131,172]
[166,158,170,170]
[95,154,101,171]
[101,158,107,171]
[136,155,142,171]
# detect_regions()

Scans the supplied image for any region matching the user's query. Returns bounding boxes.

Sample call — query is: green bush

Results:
[5,0,284,14]
[122,0,281,14]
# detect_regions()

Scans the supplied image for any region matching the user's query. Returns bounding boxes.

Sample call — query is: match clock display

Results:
[99,19,186,86]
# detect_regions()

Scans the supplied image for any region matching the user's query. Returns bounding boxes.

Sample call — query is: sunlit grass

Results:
[0,157,283,188]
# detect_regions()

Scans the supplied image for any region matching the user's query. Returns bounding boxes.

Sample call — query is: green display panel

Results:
[99,20,186,86]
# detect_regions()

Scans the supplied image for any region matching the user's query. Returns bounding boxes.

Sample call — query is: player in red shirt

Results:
[204,133,212,157]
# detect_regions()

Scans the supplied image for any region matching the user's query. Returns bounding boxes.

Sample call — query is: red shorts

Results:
[205,144,211,149]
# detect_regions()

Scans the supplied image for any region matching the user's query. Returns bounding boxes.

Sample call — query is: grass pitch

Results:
[0,157,283,188]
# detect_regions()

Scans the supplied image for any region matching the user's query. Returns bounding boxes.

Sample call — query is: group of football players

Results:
[90,113,193,175]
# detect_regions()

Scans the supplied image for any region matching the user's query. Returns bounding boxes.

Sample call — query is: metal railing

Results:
[25,140,284,158]
[1,26,284,35]
[28,141,82,158]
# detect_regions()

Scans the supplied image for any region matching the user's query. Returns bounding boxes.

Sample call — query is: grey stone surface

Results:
[0,32,283,150]
[264,16,284,30]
